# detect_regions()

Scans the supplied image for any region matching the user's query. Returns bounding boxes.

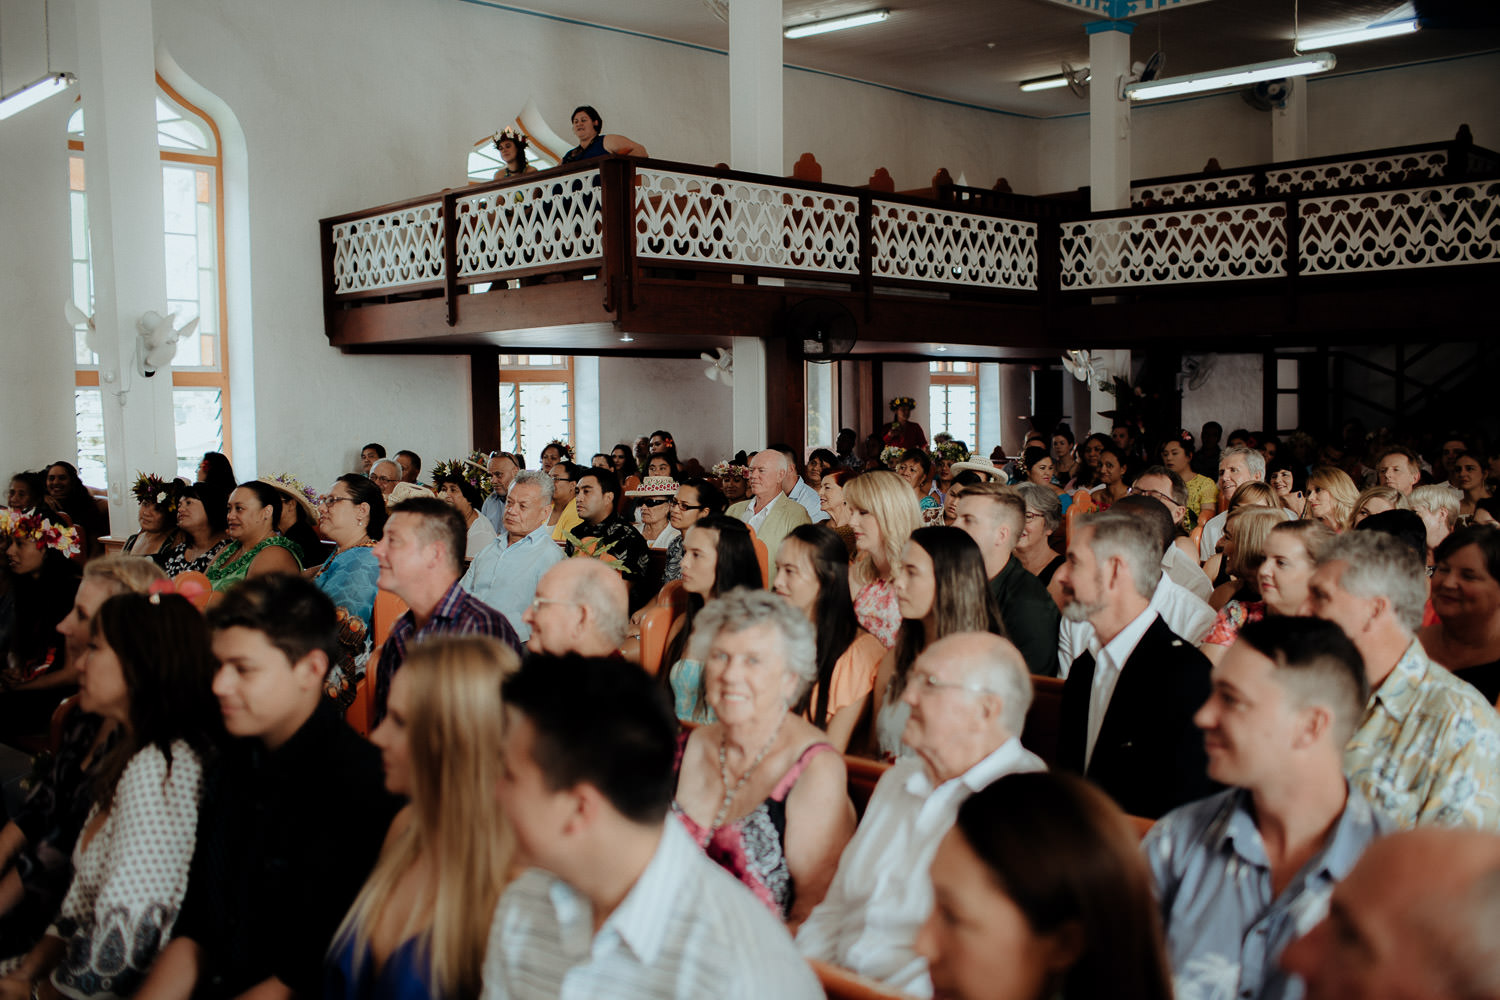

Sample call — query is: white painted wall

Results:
[1180,353,1263,441]
[596,357,735,466]
[0,100,76,480]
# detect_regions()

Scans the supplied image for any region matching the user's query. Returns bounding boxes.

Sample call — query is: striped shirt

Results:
[481,820,823,1000]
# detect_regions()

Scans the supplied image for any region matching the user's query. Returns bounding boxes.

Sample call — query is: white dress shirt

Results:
[1058,571,1216,677]
[1199,509,1228,562]
[1084,606,1159,768]
[481,820,821,1000]
[796,738,1045,997]
[788,477,830,523]
[1162,543,1213,601]
[743,494,776,534]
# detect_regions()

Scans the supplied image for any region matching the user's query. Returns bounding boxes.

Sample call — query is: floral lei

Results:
[130,472,179,514]
[0,509,81,556]
[430,453,494,497]
[933,440,969,463]
[710,460,750,481]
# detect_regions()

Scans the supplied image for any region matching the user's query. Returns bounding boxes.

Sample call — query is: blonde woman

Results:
[1304,467,1360,532]
[327,636,517,999]
[843,471,922,649]
[1349,485,1410,529]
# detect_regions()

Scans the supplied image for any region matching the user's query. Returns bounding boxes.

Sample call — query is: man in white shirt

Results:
[1132,466,1214,600]
[769,443,830,524]
[461,471,564,641]
[1200,446,1266,561]
[797,632,1042,997]
[1056,544,1215,674]
[726,448,810,562]
[483,654,821,1000]
[1055,511,1216,818]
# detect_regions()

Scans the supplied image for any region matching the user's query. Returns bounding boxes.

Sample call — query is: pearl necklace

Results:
[713,714,785,832]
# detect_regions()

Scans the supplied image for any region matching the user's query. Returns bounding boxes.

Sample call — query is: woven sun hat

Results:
[625,476,680,499]
[950,455,1008,483]
[258,474,320,524]
[386,481,436,507]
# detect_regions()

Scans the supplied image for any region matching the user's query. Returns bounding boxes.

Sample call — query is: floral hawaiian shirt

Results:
[1344,639,1500,830]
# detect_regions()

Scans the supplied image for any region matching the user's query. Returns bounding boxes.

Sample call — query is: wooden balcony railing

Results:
[320,144,1500,338]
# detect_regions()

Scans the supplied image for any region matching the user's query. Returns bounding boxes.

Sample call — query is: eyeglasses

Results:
[552,477,573,485]
[1129,487,1178,506]
[528,596,578,612]
[909,670,994,697]
[670,499,706,510]
[639,498,670,507]
[371,474,397,485]
[1022,511,1047,521]
[317,495,357,508]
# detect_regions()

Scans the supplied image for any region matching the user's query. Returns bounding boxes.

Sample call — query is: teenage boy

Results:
[137,575,400,999]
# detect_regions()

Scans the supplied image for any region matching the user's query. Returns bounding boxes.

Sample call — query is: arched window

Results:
[69,76,230,485]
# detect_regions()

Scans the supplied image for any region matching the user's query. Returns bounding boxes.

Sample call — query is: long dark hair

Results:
[183,481,230,534]
[783,524,860,726]
[890,526,1004,699]
[661,516,762,683]
[89,593,224,807]
[199,452,238,496]
[953,772,1174,1000]
[611,444,639,480]
[47,461,104,535]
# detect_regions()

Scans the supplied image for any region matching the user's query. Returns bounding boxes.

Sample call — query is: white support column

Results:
[728,0,783,174]
[75,0,175,535]
[731,337,767,451]
[728,1,780,449]
[1272,76,1309,162]
[1087,20,1134,212]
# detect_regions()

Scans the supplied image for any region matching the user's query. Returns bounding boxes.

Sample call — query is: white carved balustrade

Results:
[1058,204,1288,290]
[634,168,861,275]
[454,169,605,280]
[1299,180,1500,275]
[871,202,1037,290]
[1132,174,1258,207]
[1266,151,1448,195]
[330,200,445,294]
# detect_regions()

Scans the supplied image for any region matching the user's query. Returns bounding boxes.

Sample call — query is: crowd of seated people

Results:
[1,411,1500,998]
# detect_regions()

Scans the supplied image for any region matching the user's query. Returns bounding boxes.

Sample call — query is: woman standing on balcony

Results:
[561,106,648,163]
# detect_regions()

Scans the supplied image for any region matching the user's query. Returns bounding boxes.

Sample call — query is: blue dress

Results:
[314,545,381,711]
[326,934,433,1000]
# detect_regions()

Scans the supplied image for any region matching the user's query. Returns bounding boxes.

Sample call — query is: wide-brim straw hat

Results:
[387,481,436,507]
[950,456,1008,483]
[258,475,319,524]
[626,476,680,498]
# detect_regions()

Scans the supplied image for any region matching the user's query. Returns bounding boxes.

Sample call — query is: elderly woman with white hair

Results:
[671,588,856,928]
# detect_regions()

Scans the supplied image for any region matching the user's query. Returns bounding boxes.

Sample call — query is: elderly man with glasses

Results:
[520,558,631,658]
[368,459,402,497]
[798,632,1040,997]
[461,471,565,642]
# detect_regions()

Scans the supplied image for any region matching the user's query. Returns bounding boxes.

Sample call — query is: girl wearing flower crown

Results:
[122,474,183,559]
[881,396,928,452]
[492,127,538,180]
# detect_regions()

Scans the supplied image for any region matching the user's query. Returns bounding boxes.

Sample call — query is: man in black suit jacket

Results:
[1054,511,1218,819]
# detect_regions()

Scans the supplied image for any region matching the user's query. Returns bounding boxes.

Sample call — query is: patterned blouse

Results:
[854,577,901,649]
[1345,640,1500,829]
[1203,600,1267,648]
[156,537,230,579]
[672,732,836,918]
[205,535,302,591]
[1183,474,1220,532]
[314,546,380,712]
[49,741,205,999]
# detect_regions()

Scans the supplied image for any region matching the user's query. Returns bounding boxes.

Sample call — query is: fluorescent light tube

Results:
[1299,18,1419,49]
[1020,76,1071,92]
[0,73,77,121]
[785,9,889,39]
[1125,53,1335,101]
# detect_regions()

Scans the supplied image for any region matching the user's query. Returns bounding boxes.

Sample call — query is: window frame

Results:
[498,355,575,460]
